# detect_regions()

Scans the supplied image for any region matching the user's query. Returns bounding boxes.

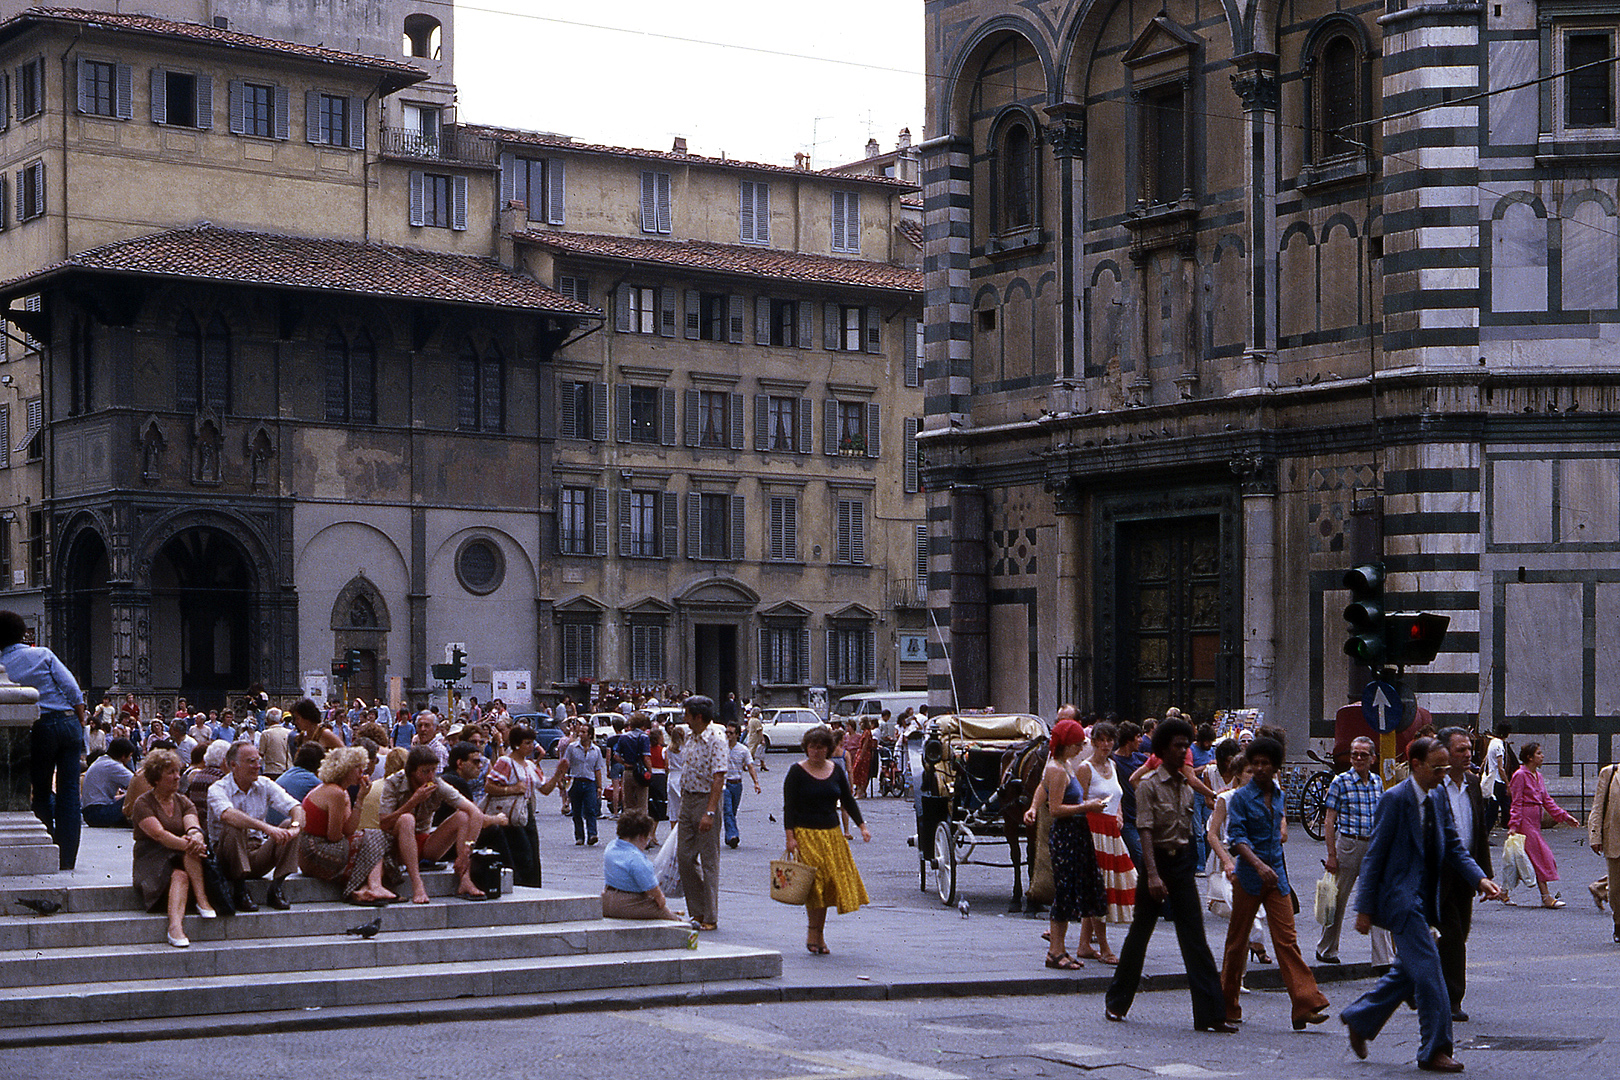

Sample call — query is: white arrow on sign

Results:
[1370,684,1394,730]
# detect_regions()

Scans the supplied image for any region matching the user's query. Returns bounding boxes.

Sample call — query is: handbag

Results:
[1027,775,1055,906]
[484,760,532,828]
[769,851,817,905]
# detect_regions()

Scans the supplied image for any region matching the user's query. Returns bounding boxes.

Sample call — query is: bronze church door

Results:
[1119,516,1223,718]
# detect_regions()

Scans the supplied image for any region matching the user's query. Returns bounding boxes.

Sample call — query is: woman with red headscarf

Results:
[1035,718,1111,969]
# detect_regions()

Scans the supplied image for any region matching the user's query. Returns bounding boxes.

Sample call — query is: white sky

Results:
[453,0,926,169]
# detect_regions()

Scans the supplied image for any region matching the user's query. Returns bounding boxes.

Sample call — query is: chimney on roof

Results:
[865,137,880,159]
[897,127,912,149]
[794,152,810,171]
[671,136,688,155]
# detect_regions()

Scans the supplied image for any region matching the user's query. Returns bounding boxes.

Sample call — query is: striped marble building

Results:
[920,0,1620,767]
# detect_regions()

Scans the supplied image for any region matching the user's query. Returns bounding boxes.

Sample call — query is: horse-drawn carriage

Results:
[912,711,1049,908]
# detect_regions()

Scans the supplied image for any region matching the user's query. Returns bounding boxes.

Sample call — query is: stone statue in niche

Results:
[139,419,166,483]
[246,425,274,488]
[193,413,222,485]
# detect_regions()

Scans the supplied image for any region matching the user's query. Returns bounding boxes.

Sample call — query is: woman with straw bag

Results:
[783,724,870,954]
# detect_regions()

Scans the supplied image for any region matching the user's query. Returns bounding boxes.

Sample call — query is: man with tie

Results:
[1341,736,1504,1073]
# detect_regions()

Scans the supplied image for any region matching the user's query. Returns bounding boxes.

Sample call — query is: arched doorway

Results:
[150,528,255,708]
[61,528,112,695]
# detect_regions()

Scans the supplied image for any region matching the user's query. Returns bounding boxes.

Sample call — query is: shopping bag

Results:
[1501,832,1533,891]
[653,828,684,898]
[769,851,817,905]
[1207,866,1233,917]
[1027,784,1055,906]
[1314,871,1338,926]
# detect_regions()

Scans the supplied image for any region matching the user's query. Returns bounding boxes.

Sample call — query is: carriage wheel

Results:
[934,821,957,905]
[1300,771,1331,842]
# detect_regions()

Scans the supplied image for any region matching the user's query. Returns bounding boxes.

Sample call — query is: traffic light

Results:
[1387,611,1450,666]
[1342,562,1386,669]
[447,646,467,684]
[345,648,362,670]
[332,659,352,679]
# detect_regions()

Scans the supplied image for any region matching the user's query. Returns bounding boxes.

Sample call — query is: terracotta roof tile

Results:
[7,8,425,89]
[515,230,921,295]
[2,226,600,316]
[468,125,917,191]
[897,220,924,248]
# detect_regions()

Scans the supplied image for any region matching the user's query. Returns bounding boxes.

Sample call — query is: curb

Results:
[0,960,1389,1048]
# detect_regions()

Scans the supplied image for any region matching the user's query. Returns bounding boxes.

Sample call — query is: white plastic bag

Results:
[1500,832,1534,892]
[652,829,685,898]
[1314,872,1338,927]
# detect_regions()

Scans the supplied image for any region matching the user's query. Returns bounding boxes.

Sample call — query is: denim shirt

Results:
[1225,777,1290,897]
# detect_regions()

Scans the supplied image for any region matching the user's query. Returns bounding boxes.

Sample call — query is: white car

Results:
[759,707,824,751]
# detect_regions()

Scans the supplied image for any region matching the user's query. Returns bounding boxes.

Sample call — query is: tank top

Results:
[1062,774,1082,805]
[1084,756,1124,817]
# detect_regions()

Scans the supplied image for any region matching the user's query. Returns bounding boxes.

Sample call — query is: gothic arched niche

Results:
[331,575,392,632]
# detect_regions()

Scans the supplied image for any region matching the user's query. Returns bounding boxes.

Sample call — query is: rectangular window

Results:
[629,385,661,443]
[28,509,43,587]
[740,179,770,243]
[505,155,565,224]
[699,293,728,342]
[320,93,348,146]
[80,59,115,117]
[769,495,799,561]
[17,161,44,222]
[243,82,273,137]
[627,490,659,556]
[410,170,467,230]
[0,518,10,588]
[1144,84,1187,205]
[400,102,441,152]
[640,170,672,234]
[767,396,799,451]
[560,622,596,681]
[557,275,590,306]
[1568,32,1615,128]
[156,70,199,127]
[628,287,656,333]
[835,498,866,564]
[560,486,592,554]
[769,299,797,346]
[759,624,809,685]
[696,390,728,447]
[422,173,450,226]
[827,625,876,686]
[17,58,43,120]
[838,401,866,454]
[832,190,861,252]
[699,492,729,559]
[629,623,665,681]
[559,380,593,440]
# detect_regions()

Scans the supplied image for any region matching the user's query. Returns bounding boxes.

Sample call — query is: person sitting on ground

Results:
[288,697,343,753]
[276,742,326,803]
[601,808,680,921]
[379,746,507,904]
[208,741,304,911]
[298,745,395,904]
[131,748,218,947]
[83,737,137,827]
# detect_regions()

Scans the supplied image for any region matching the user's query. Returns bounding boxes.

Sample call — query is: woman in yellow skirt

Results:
[784,725,871,954]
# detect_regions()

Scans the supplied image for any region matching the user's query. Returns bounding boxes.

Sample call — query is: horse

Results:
[996,736,1049,913]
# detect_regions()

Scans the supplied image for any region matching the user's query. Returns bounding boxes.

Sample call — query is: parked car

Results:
[508,713,565,756]
[759,707,824,751]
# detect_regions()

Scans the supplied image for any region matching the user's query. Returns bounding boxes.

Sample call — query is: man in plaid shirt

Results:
[1316,737,1394,964]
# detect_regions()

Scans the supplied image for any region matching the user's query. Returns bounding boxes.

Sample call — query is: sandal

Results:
[1074,946,1102,961]
[1542,896,1566,909]
[806,941,830,955]
[1249,944,1272,964]
[1099,952,1120,966]
[1045,951,1084,970]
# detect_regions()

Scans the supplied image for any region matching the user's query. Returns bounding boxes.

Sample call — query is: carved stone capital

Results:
[1230,72,1279,113]
[1045,117,1086,159]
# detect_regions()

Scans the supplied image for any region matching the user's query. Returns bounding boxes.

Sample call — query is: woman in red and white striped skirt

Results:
[1075,720,1135,962]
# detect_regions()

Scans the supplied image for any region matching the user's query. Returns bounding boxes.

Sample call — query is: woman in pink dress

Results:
[1509,742,1579,908]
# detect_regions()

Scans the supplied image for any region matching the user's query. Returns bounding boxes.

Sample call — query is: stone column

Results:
[1043,104,1086,390]
[1233,454,1278,709]
[1230,55,1280,387]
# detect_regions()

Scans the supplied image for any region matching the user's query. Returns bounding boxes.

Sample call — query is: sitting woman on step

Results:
[131,748,218,948]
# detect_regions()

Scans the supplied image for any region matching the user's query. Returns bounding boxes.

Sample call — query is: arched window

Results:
[174,312,202,411]
[203,315,231,413]
[1318,35,1359,159]
[403,14,442,60]
[1002,123,1033,231]
[1303,19,1371,171]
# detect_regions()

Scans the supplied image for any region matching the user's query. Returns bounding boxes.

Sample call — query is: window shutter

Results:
[76,57,89,114]
[784,496,797,559]
[305,90,321,143]
[684,389,699,447]
[640,170,656,232]
[904,316,919,386]
[615,383,631,442]
[558,378,576,437]
[150,68,167,124]
[904,417,919,492]
[756,182,770,242]
[657,287,677,338]
[13,168,22,224]
[408,170,425,227]
[0,405,8,464]
[617,488,632,555]
[0,72,9,131]
[554,485,568,554]
[273,84,289,139]
[863,627,877,685]
[348,96,365,149]
[451,174,468,230]
[593,487,609,555]
[798,626,811,684]
[0,173,7,232]
[729,392,744,451]
[730,494,746,560]
[739,180,754,242]
[26,395,41,433]
[797,300,814,349]
[686,492,701,558]
[851,500,865,563]
[753,394,769,451]
[684,290,700,340]
[846,191,860,248]
[754,296,771,345]
[546,157,566,224]
[824,399,838,456]
[769,496,784,560]
[826,628,837,684]
[824,303,839,351]
[195,75,213,130]
[656,171,672,233]
[499,151,516,206]
[832,190,846,252]
[866,402,881,458]
[728,295,745,344]
[798,397,814,455]
[660,388,677,446]
[758,627,771,680]
[592,381,608,442]
[865,306,882,353]
[661,491,679,557]
[115,63,132,119]
[837,499,851,561]
[28,162,42,219]
[916,524,929,584]
[614,283,632,333]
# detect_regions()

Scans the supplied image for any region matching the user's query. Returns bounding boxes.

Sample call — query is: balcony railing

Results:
[892,578,927,608]
[380,125,497,166]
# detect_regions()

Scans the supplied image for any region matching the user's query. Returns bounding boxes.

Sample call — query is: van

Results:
[832,691,929,721]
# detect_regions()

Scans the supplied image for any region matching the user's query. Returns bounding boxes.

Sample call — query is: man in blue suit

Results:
[1341,736,1504,1073]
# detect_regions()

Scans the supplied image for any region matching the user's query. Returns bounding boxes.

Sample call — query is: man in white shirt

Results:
[208,741,304,911]
[677,696,728,931]
[1481,721,1510,830]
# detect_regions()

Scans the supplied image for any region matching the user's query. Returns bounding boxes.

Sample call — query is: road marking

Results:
[1030,1042,1110,1058]
[812,1051,967,1080]
[1151,1066,1238,1078]
[647,1012,793,1046]
[920,1023,1002,1035]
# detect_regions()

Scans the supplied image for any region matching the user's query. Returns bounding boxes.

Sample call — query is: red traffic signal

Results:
[1386,611,1449,666]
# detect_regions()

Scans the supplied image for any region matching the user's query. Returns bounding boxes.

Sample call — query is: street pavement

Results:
[5,751,1615,1076]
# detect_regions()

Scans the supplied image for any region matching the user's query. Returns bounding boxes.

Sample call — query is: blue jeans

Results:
[1192,793,1210,869]
[569,778,600,842]
[82,803,128,828]
[722,779,743,842]
[31,710,84,869]
[1120,818,1142,871]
